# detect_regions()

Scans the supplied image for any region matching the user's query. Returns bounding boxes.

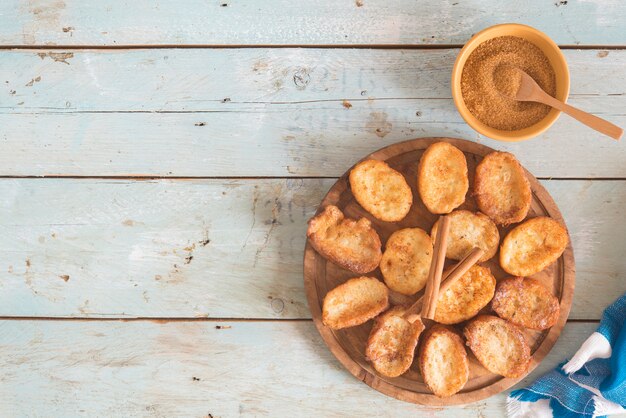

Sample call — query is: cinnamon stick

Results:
[440,247,485,291]
[406,246,484,323]
[420,215,451,320]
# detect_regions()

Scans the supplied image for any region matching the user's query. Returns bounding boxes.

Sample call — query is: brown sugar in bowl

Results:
[451,24,570,142]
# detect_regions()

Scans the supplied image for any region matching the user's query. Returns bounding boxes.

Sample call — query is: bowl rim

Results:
[451,23,570,142]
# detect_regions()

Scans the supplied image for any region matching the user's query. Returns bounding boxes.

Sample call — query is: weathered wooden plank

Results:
[0,0,624,46]
[2,49,624,110]
[0,178,622,319]
[0,48,623,178]
[0,320,598,416]
[0,105,623,178]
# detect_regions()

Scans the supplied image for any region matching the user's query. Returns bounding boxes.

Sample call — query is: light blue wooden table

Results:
[0,1,624,416]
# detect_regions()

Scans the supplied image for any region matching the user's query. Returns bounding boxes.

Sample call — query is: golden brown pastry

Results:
[431,210,499,262]
[380,228,433,295]
[474,151,531,225]
[322,277,389,330]
[492,276,560,330]
[307,205,382,273]
[464,315,531,378]
[349,159,412,222]
[419,325,469,397]
[500,216,568,276]
[417,142,469,214]
[434,265,496,324]
[365,306,425,377]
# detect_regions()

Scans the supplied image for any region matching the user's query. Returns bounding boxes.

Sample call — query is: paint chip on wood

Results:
[597,51,609,58]
[36,52,73,65]
[59,274,70,282]
[252,60,268,72]
[25,76,41,87]
[215,325,231,329]
[365,111,392,138]
[342,100,352,109]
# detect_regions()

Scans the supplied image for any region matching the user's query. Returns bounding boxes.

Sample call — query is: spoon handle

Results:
[539,93,623,140]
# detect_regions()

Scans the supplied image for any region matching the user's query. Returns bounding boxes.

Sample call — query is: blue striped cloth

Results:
[507,293,626,417]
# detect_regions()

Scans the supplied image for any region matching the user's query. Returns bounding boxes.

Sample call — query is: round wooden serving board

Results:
[303,137,575,406]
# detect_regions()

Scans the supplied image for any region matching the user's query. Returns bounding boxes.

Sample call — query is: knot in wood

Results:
[270,298,285,313]
[293,68,311,89]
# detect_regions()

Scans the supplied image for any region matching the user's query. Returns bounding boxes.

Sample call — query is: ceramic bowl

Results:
[451,23,570,142]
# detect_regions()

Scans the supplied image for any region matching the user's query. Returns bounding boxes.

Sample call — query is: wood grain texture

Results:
[304,138,574,405]
[0,0,624,46]
[0,2,621,415]
[2,49,624,110]
[0,178,622,319]
[0,48,624,177]
[0,320,599,416]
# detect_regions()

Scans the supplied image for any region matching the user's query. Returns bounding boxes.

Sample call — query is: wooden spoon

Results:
[496,66,623,140]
